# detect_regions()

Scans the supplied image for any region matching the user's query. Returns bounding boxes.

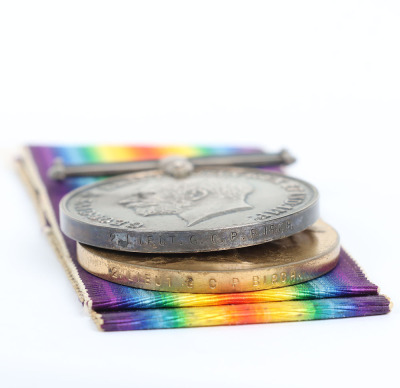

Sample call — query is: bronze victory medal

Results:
[76,219,339,293]
[61,167,319,253]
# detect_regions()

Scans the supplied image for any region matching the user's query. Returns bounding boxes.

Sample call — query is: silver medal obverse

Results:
[60,167,319,253]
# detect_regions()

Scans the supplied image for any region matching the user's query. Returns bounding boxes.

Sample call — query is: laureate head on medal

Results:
[118,177,254,226]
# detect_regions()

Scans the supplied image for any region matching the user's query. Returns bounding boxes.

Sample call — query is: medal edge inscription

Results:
[76,220,340,294]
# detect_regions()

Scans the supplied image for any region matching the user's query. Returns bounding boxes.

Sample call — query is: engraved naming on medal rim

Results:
[61,167,319,253]
[76,219,340,293]
[106,266,303,289]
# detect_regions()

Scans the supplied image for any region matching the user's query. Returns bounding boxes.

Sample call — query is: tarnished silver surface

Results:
[60,167,319,253]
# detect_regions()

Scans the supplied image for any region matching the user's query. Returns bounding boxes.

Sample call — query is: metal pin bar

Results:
[48,149,295,180]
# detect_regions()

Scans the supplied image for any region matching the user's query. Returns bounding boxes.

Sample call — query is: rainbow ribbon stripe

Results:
[27,145,390,331]
[102,296,390,331]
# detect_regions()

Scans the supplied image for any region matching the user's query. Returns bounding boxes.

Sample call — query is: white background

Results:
[0,1,399,387]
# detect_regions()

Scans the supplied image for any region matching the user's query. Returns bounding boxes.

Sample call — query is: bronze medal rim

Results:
[76,219,340,294]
